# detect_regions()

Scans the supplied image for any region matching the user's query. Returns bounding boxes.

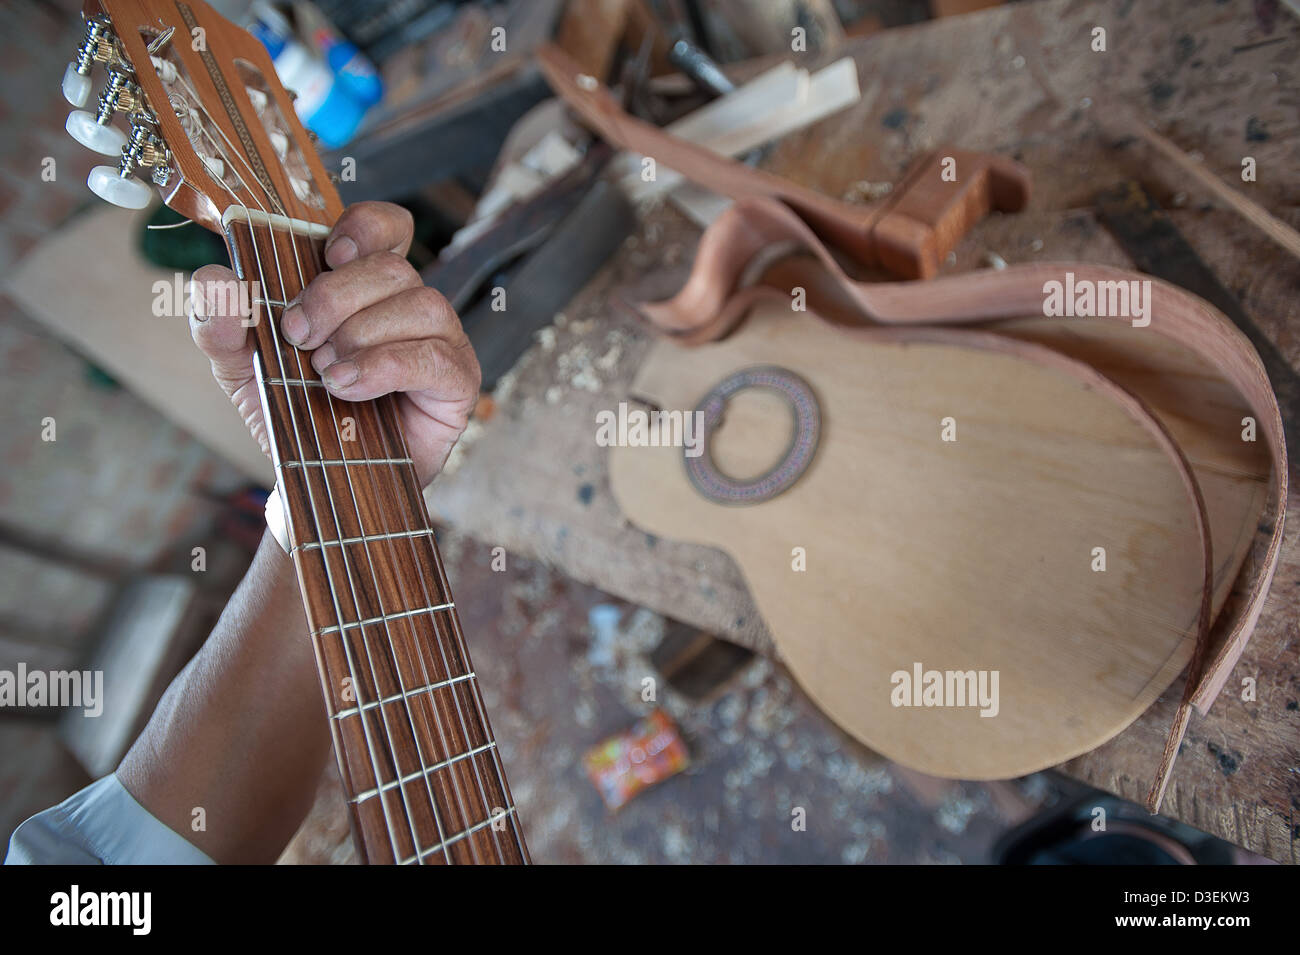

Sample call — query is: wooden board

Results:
[7,206,274,486]
[609,305,1269,778]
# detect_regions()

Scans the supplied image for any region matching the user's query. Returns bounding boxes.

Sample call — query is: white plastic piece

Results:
[150,56,178,84]
[66,110,127,156]
[201,154,225,180]
[245,86,268,114]
[289,176,313,202]
[87,165,153,209]
[62,64,92,107]
[269,131,288,159]
[264,484,290,553]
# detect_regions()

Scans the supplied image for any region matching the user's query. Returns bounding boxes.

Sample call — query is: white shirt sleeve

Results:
[4,774,215,865]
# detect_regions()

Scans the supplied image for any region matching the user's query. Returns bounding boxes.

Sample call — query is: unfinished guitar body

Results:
[609,306,1270,779]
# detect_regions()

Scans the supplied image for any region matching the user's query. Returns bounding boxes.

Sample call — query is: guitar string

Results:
[378,410,526,861]
[314,306,487,864]
[360,388,504,862]
[179,87,418,862]
[195,84,486,863]
[295,233,479,863]
[179,73,516,862]
[216,192,419,861]
[262,173,460,863]
[274,222,453,865]
[274,127,510,858]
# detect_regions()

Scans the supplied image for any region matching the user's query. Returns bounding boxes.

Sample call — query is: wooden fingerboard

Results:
[225,218,528,865]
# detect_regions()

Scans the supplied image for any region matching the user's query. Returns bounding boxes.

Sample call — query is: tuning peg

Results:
[62,14,119,107]
[96,66,144,119]
[85,113,170,210]
[66,64,146,156]
[65,110,127,156]
[62,64,92,108]
[87,165,152,209]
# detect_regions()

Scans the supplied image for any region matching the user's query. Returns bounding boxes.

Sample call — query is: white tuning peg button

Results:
[87,165,153,209]
[66,110,127,156]
[269,131,289,159]
[63,64,92,107]
[202,154,225,180]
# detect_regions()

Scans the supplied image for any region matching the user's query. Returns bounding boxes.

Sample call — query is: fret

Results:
[331,672,476,721]
[293,526,435,554]
[282,457,415,468]
[303,554,461,707]
[278,468,430,547]
[333,681,488,764]
[314,602,455,637]
[263,376,325,387]
[409,806,518,863]
[351,742,499,805]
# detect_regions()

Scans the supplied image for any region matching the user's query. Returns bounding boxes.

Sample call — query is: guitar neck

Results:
[224,216,528,865]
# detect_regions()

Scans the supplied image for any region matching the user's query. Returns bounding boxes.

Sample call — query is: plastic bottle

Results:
[246,1,365,149]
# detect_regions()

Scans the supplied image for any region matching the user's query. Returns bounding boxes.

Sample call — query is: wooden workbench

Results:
[426,0,1300,862]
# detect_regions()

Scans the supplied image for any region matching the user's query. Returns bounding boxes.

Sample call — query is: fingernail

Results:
[311,341,336,373]
[189,283,208,322]
[324,235,358,268]
[322,360,358,390]
[281,302,309,345]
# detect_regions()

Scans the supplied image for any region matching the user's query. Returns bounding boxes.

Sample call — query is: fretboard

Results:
[224,217,528,865]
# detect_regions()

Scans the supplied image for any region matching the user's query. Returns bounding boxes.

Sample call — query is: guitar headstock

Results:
[63,0,343,232]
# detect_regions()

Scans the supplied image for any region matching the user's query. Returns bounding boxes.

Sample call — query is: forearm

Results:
[117,530,331,864]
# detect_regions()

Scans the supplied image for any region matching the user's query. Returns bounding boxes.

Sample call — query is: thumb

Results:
[189,264,256,396]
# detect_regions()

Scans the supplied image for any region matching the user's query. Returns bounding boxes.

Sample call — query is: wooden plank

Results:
[61,575,199,777]
[7,207,274,486]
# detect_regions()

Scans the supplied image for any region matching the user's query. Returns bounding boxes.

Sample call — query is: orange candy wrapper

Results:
[583,709,690,810]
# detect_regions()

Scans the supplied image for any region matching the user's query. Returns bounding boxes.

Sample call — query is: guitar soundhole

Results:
[685,365,821,505]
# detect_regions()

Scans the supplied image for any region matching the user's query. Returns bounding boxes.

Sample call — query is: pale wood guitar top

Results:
[611,306,1269,778]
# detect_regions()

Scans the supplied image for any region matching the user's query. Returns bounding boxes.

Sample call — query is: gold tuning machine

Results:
[95,66,145,123]
[121,113,171,182]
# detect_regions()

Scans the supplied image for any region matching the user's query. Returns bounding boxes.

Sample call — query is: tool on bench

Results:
[668,38,735,97]
[421,142,616,313]
[537,43,1032,280]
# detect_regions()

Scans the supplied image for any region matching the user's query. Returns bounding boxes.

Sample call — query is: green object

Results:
[84,363,120,391]
[138,206,227,271]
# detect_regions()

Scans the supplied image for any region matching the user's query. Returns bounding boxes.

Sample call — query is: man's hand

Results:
[189,201,480,486]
